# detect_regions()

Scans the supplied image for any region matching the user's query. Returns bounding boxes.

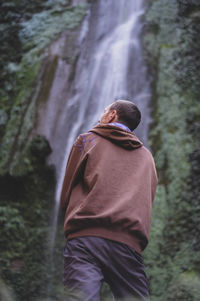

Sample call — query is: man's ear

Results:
[108,110,118,123]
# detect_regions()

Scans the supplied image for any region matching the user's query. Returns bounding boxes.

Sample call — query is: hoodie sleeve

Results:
[60,135,86,211]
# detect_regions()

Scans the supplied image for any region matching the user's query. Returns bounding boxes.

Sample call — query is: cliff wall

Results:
[143,1,200,300]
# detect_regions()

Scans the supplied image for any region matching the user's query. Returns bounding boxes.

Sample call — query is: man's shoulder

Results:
[139,145,155,160]
[73,131,98,150]
[140,145,152,155]
[139,145,157,169]
[78,131,98,143]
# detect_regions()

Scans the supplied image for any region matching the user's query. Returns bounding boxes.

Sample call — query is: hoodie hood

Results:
[90,123,143,150]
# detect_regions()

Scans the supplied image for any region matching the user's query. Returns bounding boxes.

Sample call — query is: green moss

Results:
[0,1,88,300]
[143,1,200,300]
[0,1,88,176]
[0,59,41,175]
[19,3,87,53]
[0,1,86,174]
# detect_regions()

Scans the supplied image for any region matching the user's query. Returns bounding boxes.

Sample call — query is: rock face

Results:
[143,1,200,300]
[0,1,87,176]
[0,1,87,301]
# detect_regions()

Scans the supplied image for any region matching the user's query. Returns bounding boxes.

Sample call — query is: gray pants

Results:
[63,236,149,301]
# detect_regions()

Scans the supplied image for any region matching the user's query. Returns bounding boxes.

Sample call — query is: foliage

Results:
[0,0,87,299]
[143,0,200,300]
[0,0,88,299]
[0,136,55,301]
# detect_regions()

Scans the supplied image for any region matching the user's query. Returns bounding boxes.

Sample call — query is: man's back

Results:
[61,124,157,254]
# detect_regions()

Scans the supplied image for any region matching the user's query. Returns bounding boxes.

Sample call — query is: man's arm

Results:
[60,135,85,211]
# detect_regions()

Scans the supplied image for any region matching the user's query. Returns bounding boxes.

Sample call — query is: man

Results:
[60,99,158,301]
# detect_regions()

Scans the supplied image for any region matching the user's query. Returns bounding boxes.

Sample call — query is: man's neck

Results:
[109,122,131,132]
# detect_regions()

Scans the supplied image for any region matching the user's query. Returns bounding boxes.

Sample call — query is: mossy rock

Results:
[144,0,200,300]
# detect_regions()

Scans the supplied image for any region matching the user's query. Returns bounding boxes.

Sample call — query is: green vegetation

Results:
[0,1,87,300]
[0,0,87,175]
[143,0,200,300]
[0,135,55,301]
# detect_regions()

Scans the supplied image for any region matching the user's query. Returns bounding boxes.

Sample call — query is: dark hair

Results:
[109,99,141,131]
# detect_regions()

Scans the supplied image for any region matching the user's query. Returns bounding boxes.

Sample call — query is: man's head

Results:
[99,99,141,131]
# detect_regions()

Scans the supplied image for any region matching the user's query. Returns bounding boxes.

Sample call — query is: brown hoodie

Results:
[60,124,158,254]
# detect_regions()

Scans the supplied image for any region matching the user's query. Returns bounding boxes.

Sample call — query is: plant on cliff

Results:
[143,0,200,300]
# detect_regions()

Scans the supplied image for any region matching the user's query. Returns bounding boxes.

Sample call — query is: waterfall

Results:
[36,0,151,256]
[55,0,151,202]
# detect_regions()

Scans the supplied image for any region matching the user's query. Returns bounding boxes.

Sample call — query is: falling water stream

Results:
[36,0,151,266]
